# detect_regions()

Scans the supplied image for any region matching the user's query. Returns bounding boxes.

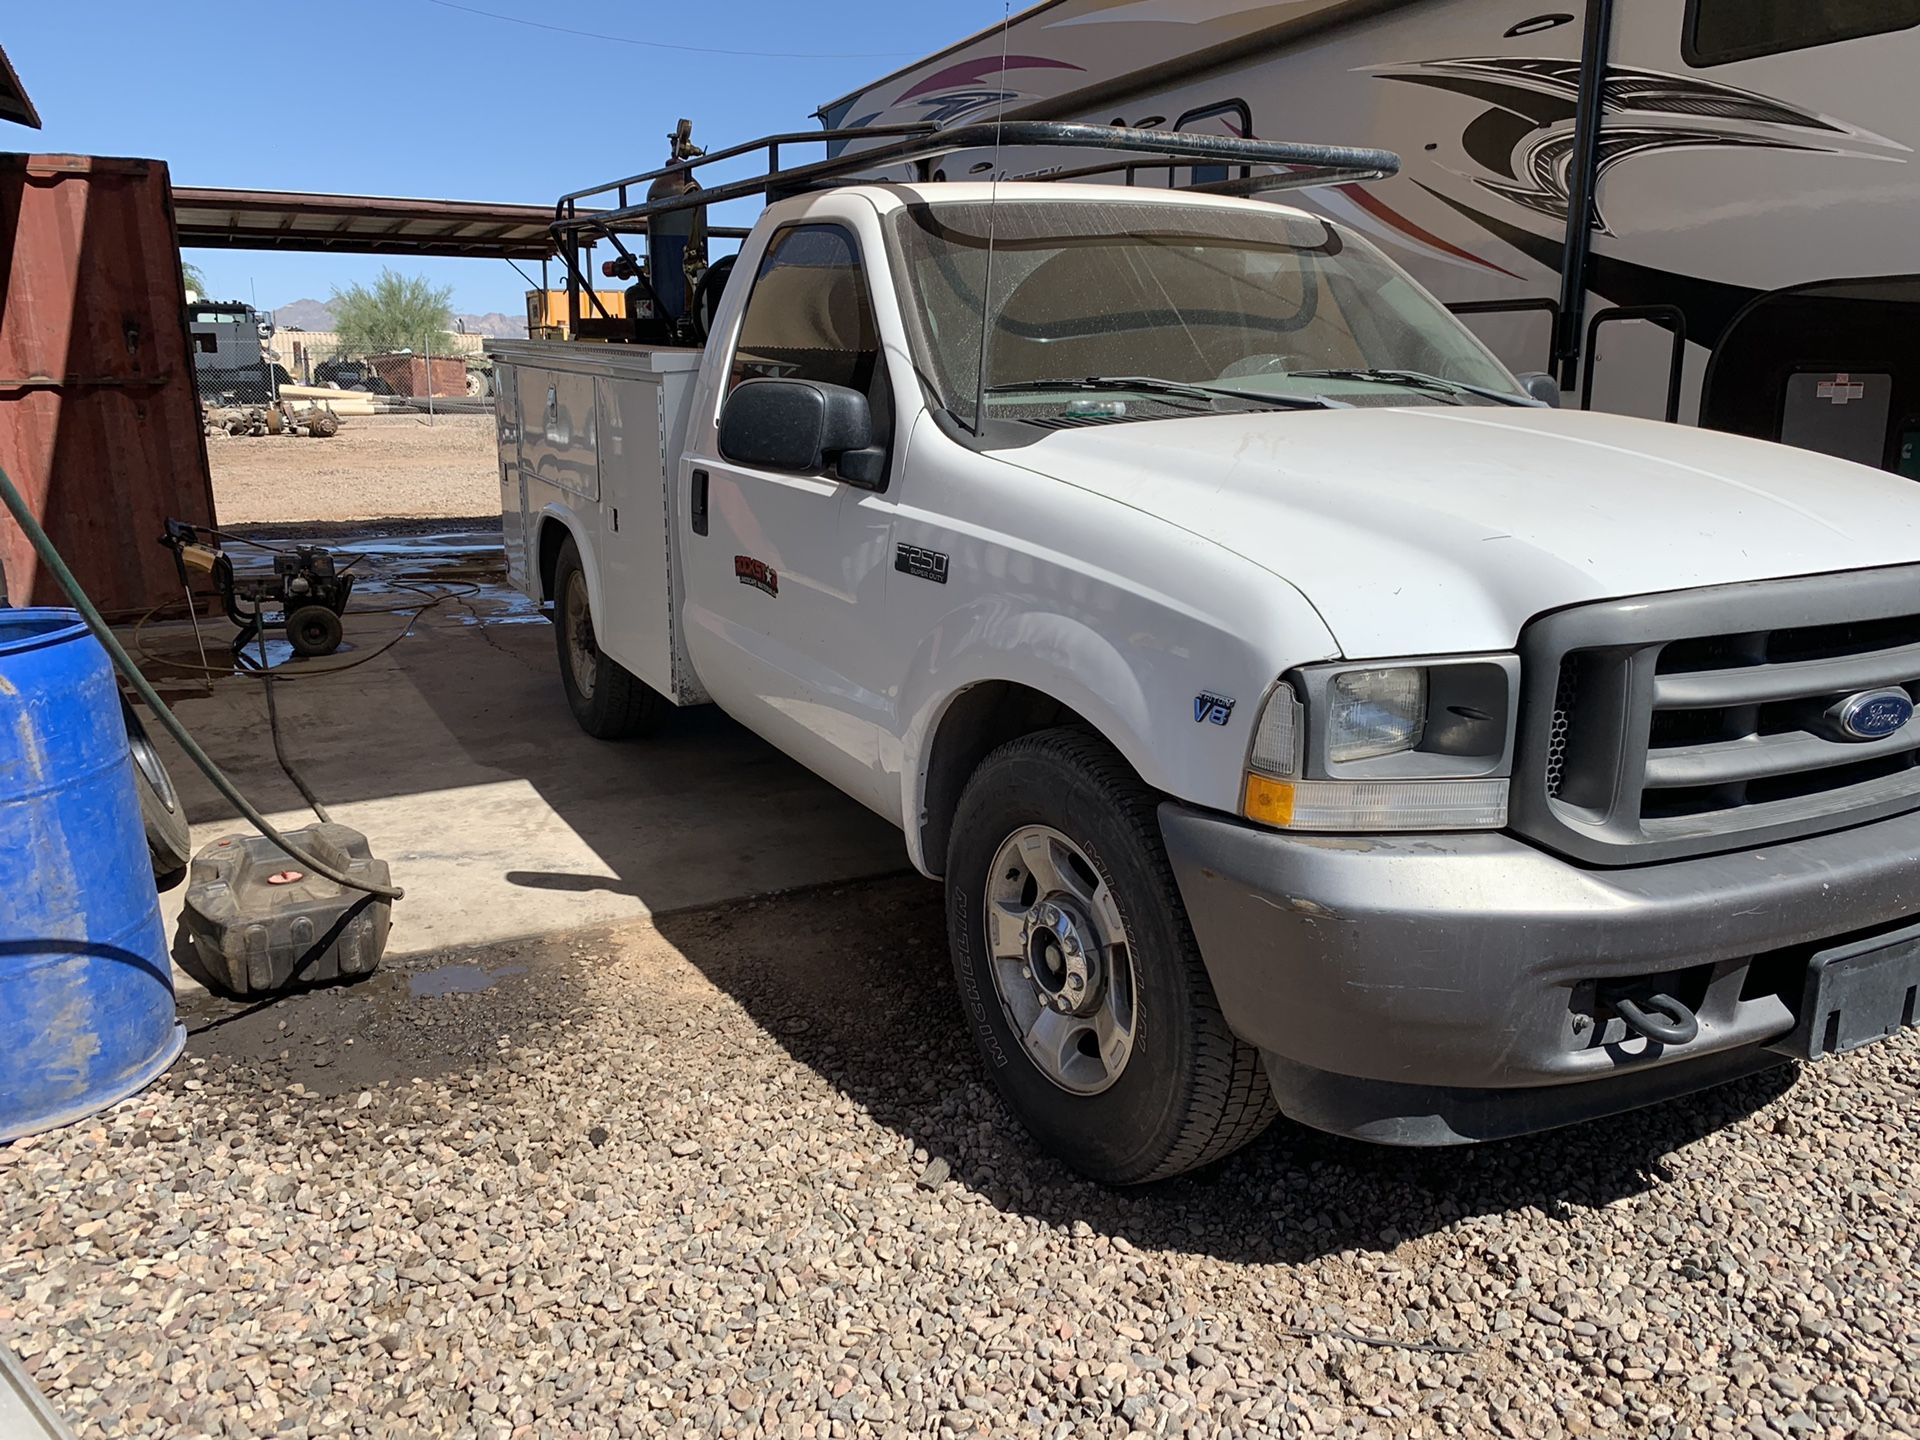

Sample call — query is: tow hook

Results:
[1607,991,1700,1046]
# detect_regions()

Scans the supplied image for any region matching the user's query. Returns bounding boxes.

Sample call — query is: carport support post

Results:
[424,331,434,427]
[1553,0,1615,393]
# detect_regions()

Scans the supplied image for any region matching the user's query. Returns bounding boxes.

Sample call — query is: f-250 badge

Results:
[734,555,778,597]
[894,542,949,584]
[1194,692,1235,725]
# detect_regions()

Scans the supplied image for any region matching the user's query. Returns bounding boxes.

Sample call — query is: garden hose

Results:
[0,463,404,901]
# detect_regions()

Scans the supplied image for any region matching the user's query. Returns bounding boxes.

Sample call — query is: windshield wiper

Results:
[986,376,1341,411]
[985,376,1215,404]
[1287,368,1535,407]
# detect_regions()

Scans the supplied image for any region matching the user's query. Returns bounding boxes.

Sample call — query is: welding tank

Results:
[0,609,183,1141]
[645,167,706,322]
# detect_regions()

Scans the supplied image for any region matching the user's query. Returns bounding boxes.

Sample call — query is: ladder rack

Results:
[547,121,1401,341]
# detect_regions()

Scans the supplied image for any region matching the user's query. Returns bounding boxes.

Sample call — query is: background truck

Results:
[187,297,277,405]
[821,0,1920,478]
[492,122,1920,1183]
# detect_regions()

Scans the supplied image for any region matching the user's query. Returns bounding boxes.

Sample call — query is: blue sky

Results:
[6,0,1004,316]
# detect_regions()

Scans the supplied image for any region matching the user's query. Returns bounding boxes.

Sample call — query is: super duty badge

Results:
[895,542,949,585]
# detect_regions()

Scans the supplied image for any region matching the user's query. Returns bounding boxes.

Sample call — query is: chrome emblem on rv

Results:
[1831,688,1914,741]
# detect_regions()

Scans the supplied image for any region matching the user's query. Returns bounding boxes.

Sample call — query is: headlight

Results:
[1326,667,1426,762]
[1242,656,1518,832]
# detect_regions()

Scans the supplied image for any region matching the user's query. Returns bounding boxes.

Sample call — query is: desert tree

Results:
[330,269,456,357]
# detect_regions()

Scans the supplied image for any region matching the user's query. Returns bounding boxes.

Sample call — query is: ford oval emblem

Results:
[1834,688,1915,740]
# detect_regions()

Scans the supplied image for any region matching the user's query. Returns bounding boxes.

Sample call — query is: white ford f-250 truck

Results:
[493,123,1920,1182]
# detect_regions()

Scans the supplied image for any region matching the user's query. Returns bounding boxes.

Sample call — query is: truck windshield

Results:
[885,198,1525,431]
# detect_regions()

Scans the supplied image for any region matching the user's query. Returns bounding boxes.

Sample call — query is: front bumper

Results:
[1160,802,1920,1145]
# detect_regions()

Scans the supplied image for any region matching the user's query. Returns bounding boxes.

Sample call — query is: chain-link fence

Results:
[186,301,497,416]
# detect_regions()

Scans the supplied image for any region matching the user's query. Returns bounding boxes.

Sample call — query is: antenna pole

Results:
[968,4,1012,437]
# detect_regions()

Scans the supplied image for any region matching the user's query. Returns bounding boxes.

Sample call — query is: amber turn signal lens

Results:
[1242,773,1295,827]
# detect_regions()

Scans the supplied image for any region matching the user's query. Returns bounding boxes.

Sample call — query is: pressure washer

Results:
[159,519,357,659]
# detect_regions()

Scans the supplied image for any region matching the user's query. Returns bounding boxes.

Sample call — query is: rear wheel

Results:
[552,535,663,739]
[285,604,343,658]
[946,728,1275,1183]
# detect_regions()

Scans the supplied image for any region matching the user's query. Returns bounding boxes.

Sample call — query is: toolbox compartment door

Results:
[593,363,706,704]
[489,339,706,705]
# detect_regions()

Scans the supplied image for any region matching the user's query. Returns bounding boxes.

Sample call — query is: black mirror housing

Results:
[835,446,888,488]
[1516,371,1562,408]
[719,378,880,480]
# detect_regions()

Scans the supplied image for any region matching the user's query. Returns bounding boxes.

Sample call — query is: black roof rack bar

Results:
[551,122,1400,241]
[554,123,939,212]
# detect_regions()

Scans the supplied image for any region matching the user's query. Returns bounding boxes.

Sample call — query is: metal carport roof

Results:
[0,43,41,128]
[171,188,569,259]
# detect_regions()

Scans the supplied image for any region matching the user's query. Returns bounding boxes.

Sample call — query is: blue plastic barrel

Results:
[0,608,183,1141]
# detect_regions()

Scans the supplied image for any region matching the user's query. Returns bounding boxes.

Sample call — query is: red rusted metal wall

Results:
[0,154,216,615]
[368,351,467,398]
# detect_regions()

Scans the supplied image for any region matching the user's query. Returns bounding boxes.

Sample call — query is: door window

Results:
[1685,0,1920,66]
[727,224,880,397]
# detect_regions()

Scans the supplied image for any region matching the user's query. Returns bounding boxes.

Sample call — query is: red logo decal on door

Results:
[734,555,778,597]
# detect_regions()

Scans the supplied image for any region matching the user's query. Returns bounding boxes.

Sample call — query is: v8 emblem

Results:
[1193,692,1235,726]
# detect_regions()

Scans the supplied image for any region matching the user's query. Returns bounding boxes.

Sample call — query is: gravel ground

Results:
[208,413,499,524]
[4,875,1916,1439]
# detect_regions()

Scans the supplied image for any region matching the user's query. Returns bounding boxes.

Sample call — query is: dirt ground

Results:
[208,413,500,524]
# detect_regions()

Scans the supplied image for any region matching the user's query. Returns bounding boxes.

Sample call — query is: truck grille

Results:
[1513,566,1920,865]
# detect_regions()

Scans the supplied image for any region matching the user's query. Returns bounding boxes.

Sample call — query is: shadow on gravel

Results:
[638,875,1802,1266]
[176,865,1800,1264]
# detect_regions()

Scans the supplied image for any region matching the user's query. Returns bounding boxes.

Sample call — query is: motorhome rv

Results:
[822,0,1920,476]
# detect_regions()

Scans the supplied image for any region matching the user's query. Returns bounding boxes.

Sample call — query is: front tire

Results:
[552,535,663,739]
[946,728,1275,1183]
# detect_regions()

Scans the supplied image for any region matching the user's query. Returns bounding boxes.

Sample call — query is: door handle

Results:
[691,468,709,537]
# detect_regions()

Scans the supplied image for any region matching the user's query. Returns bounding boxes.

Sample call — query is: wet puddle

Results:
[131,631,349,686]
[409,962,528,998]
[119,524,527,684]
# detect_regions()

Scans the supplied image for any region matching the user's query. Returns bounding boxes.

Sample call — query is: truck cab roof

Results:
[772,180,1319,225]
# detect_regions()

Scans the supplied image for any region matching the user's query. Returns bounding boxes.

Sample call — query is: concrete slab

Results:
[129,526,908,980]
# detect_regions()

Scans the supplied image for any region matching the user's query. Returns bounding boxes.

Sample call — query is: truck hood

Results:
[998,406,1920,657]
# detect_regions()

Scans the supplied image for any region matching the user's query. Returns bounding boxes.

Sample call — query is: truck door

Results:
[679,222,899,814]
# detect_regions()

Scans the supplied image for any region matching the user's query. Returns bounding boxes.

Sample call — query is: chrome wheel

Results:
[562,568,598,700]
[982,825,1136,1095]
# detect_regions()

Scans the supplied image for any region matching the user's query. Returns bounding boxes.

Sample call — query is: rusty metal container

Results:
[368,350,468,398]
[0,154,217,615]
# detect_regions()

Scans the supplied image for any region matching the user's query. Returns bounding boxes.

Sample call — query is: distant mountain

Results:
[268,298,526,339]
[272,298,335,330]
[455,311,526,339]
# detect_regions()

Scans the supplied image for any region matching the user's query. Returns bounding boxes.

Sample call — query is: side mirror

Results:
[1516,371,1562,408]
[718,378,887,487]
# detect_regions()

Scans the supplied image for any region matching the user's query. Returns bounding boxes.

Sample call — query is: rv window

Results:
[1685,0,1920,66]
[726,224,880,399]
